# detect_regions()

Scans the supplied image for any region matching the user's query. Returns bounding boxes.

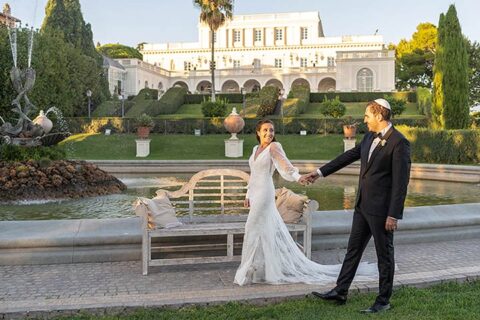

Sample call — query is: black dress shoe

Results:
[312,289,347,304]
[360,303,391,313]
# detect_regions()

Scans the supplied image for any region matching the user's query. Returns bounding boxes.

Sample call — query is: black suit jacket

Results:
[320,127,411,219]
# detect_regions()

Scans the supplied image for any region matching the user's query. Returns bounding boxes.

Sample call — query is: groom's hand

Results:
[385,217,398,232]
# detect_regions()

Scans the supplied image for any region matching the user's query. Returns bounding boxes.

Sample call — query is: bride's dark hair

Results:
[255,119,277,143]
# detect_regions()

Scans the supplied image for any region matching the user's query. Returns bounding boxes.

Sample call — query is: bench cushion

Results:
[135,192,182,229]
[275,187,309,224]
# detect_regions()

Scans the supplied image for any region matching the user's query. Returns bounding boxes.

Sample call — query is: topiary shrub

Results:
[147,86,187,115]
[256,86,279,117]
[320,96,346,118]
[201,98,228,117]
[284,84,310,116]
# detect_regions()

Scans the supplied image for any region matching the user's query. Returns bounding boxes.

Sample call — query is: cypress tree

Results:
[432,5,470,129]
[41,0,96,59]
[431,14,445,129]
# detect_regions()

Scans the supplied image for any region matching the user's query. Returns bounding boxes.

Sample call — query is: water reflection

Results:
[0,173,479,221]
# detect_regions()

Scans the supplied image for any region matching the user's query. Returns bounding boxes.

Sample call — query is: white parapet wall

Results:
[1,203,479,265]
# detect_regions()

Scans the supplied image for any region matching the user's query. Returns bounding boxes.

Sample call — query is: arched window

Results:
[144,80,149,88]
[357,68,373,92]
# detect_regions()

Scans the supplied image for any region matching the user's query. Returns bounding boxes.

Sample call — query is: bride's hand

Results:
[244,198,250,208]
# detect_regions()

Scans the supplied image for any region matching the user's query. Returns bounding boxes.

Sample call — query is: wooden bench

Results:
[139,169,318,275]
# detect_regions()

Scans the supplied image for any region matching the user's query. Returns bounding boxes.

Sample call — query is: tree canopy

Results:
[97,43,143,60]
[393,23,437,90]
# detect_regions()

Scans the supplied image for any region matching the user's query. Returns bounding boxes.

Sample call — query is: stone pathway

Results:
[1,238,479,319]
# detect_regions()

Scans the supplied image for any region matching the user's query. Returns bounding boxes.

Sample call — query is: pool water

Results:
[1,173,479,221]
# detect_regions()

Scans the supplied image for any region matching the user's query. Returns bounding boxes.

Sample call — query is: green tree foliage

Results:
[41,0,110,108]
[193,0,233,102]
[383,96,406,118]
[97,43,143,60]
[416,87,432,117]
[42,0,96,58]
[467,40,480,107]
[394,23,437,90]
[431,14,446,129]
[320,96,346,119]
[433,5,470,129]
[201,98,228,117]
[0,26,107,118]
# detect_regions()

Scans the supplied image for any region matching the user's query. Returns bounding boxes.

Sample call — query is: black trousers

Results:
[334,210,395,305]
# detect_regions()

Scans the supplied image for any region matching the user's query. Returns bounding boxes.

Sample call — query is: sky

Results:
[6,0,480,48]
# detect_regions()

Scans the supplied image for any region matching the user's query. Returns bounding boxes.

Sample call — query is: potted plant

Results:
[136,113,154,139]
[342,116,359,139]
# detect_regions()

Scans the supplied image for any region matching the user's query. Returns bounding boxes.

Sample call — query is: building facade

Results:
[0,3,20,27]
[115,11,395,96]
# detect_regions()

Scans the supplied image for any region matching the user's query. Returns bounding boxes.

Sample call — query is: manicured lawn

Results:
[61,133,347,160]
[54,281,480,319]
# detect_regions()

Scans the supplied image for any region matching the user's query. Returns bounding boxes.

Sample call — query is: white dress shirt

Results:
[368,123,392,162]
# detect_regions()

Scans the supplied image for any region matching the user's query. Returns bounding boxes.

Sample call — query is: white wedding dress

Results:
[234,142,376,286]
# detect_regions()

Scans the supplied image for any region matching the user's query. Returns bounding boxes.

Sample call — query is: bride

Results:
[234,119,375,286]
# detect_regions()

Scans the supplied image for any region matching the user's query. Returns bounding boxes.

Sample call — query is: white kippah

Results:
[374,98,391,110]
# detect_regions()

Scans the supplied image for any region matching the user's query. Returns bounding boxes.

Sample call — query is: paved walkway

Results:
[1,238,480,319]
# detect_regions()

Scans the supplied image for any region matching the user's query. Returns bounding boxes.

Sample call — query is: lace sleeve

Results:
[270,142,301,182]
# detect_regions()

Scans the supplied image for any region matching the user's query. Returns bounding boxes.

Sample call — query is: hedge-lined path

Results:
[1,238,479,318]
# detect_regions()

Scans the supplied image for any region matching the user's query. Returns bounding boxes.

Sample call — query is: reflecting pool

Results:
[1,173,479,221]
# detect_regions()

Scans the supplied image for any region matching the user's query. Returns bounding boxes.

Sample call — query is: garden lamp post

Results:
[86,89,92,118]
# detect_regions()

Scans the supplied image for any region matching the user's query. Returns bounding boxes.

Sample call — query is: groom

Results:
[300,99,411,313]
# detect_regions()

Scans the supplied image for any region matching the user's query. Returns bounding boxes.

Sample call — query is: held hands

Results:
[385,217,398,232]
[244,198,250,208]
[298,171,320,186]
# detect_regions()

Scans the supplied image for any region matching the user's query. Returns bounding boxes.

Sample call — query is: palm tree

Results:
[193,0,234,102]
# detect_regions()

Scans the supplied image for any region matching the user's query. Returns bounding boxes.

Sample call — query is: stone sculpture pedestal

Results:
[225,135,243,158]
[343,139,356,152]
[136,139,151,157]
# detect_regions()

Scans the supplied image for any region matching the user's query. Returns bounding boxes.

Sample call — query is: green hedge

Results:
[397,126,480,164]
[134,88,158,101]
[310,92,416,103]
[185,92,417,104]
[67,117,427,135]
[184,93,247,104]
[0,144,66,162]
[146,87,187,116]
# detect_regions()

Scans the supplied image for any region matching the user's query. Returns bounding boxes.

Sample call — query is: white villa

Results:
[111,11,395,97]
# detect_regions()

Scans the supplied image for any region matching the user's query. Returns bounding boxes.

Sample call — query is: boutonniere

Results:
[380,139,387,147]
